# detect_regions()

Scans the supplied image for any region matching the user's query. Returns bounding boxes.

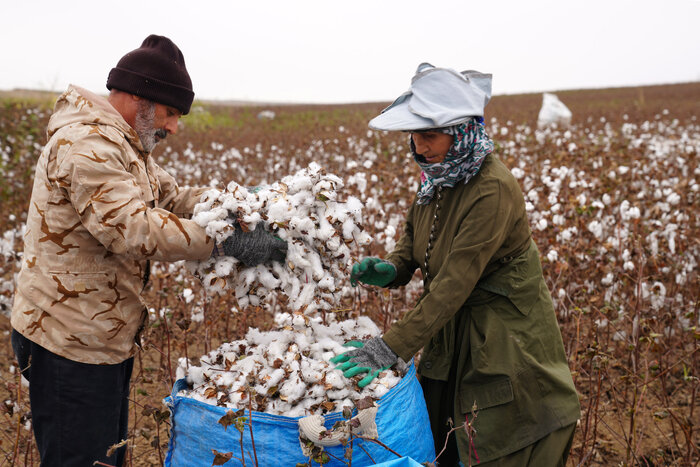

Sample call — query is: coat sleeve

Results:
[153,163,209,217]
[382,178,520,361]
[60,134,213,262]
[386,202,419,286]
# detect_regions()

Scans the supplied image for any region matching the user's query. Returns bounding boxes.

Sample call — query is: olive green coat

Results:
[382,154,580,463]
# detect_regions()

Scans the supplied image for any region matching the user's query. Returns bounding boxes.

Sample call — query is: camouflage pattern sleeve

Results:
[61,133,212,262]
[152,162,209,217]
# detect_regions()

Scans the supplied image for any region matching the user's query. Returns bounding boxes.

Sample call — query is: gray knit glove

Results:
[330,337,398,388]
[221,222,287,267]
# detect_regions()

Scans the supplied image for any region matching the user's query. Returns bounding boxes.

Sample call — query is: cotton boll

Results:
[313,336,343,352]
[274,313,293,327]
[267,340,288,358]
[289,191,311,208]
[269,400,294,415]
[279,376,306,404]
[265,368,286,387]
[327,388,352,400]
[355,231,372,246]
[287,243,313,270]
[178,316,404,416]
[295,333,312,352]
[267,199,291,222]
[345,196,363,221]
[300,365,324,384]
[206,220,234,244]
[291,313,307,328]
[293,285,316,310]
[241,211,263,226]
[325,370,346,389]
[324,204,347,224]
[287,175,314,194]
[287,215,314,234]
[588,220,604,239]
[214,257,237,277]
[195,189,222,210]
[294,284,316,310]
[317,274,335,292]
[258,269,281,289]
[306,384,326,399]
[226,181,243,192]
[353,315,381,337]
[316,218,336,241]
[186,366,205,386]
[193,207,228,227]
[342,219,355,239]
[370,384,390,398]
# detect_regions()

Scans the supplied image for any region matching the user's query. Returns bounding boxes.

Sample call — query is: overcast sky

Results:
[2,0,699,103]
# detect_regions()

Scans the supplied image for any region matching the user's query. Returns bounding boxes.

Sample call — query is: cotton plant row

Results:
[153,115,699,333]
[187,162,371,313]
[175,312,404,416]
[498,118,699,335]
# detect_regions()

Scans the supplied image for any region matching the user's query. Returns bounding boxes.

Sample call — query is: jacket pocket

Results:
[418,324,454,381]
[475,244,544,317]
[506,280,543,317]
[458,378,514,413]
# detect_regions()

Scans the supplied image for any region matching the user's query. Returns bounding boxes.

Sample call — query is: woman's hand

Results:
[330,337,398,388]
[350,257,396,287]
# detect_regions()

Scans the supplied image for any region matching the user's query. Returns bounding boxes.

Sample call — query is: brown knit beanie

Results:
[106,35,194,114]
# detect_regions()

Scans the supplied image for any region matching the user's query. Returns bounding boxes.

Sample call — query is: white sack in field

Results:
[537,93,572,129]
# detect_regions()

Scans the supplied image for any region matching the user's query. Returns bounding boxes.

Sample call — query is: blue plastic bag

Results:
[164,361,434,466]
[372,457,425,467]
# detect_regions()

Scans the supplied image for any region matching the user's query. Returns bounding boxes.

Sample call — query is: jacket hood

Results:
[48,85,144,151]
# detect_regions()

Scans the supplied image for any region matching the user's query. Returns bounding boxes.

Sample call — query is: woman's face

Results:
[411,131,453,164]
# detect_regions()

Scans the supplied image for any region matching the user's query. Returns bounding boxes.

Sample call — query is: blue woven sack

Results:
[164,361,434,466]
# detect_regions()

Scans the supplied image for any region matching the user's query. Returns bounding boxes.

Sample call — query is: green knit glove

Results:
[330,337,397,388]
[350,257,396,287]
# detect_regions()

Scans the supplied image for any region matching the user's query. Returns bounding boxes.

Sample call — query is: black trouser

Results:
[420,376,461,466]
[11,329,133,467]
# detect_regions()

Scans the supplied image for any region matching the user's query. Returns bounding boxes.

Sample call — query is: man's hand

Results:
[330,337,398,388]
[221,222,287,266]
[350,257,396,287]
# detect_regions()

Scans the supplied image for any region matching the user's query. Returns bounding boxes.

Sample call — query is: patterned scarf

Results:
[412,117,494,205]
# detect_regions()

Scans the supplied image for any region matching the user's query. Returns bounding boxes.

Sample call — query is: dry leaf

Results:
[218,409,245,431]
[211,449,233,465]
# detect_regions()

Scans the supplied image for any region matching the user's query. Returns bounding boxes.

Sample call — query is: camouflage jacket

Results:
[11,85,213,364]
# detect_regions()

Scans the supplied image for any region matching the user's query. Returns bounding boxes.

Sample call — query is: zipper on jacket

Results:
[424,185,444,282]
[141,153,157,290]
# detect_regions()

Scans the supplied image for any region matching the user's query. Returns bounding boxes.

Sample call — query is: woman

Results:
[333,63,580,466]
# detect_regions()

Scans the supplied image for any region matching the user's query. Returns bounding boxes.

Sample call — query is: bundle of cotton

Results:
[187,163,372,313]
[175,313,404,417]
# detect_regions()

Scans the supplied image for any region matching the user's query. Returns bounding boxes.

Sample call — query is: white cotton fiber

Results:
[176,313,404,416]
[186,164,371,313]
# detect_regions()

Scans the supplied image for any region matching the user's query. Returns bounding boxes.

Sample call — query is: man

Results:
[10,35,286,466]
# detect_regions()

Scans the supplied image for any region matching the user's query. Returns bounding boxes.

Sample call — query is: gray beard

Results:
[134,100,160,153]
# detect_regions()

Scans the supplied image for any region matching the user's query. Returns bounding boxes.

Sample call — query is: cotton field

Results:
[1,84,698,465]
